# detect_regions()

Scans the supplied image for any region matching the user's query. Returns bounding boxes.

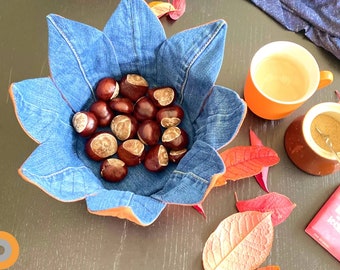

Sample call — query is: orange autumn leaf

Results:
[202,211,274,270]
[257,266,280,270]
[148,1,176,18]
[215,146,279,186]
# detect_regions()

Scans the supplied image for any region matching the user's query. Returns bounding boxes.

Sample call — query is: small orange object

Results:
[0,231,19,269]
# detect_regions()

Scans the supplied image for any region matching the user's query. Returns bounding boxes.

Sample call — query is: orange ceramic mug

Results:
[244,41,333,120]
[284,102,340,176]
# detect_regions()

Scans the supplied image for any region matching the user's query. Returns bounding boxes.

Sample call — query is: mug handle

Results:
[318,70,333,89]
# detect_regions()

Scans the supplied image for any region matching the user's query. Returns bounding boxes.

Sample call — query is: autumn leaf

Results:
[148,1,176,18]
[192,203,206,219]
[215,146,280,186]
[168,0,186,20]
[202,211,274,270]
[257,266,280,270]
[335,90,340,103]
[148,0,186,20]
[250,129,270,192]
[235,192,296,226]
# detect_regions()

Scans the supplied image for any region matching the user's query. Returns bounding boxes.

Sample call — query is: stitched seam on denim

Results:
[22,166,93,178]
[179,22,225,104]
[21,167,102,199]
[130,4,140,71]
[16,96,71,142]
[47,16,95,99]
[172,170,210,184]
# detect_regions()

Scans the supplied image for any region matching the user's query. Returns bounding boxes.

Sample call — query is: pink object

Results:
[305,185,340,261]
[249,129,270,192]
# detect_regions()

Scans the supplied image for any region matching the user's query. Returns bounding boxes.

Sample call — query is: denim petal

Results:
[86,190,166,226]
[194,85,247,150]
[103,0,166,78]
[20,137,103,202]
[10,77,72,144]
[152,140,225,204]
[47,14,121,112]
[155,20,227,121]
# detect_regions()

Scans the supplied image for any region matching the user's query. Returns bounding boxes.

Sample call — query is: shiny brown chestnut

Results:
[148,87,175,107]
[169,148,187,163]
[89,100,114,127]
[156,105,184,128]
[134,96,157,121]
[119,74,149,102]
[137,120,161,146]
[162,127,189,150]
[110,114,138,141]
[100,158,128,182]
[109,97,134,114]
[95,77,120,101]
[144,144,169,172]
[117,139,146,166]
[72,111,98,137]
[85,132,118,161]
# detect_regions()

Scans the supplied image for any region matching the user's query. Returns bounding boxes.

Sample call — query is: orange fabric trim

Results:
[88,207,146,226]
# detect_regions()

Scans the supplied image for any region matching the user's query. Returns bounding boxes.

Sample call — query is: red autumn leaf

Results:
[215,146,280,185]
[235,192,296,226]
[250,129,270,192]
[192,203,206,219]
[169,0,186,20]
[257,266,280,270]
[335,90,340,103]
[202,211,274,270]
[148,0,186,20]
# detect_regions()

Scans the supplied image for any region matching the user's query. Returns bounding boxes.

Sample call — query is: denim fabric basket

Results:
[9,0,246,226]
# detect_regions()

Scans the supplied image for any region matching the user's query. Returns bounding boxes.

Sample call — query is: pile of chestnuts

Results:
[72,74,189,182]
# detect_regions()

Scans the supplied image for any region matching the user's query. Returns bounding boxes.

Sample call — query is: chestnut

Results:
[133,96,157,121]
[95,77,120,101]
[89,100,114,127]
[109,97,134,114]
[148,87,175,107]
[85,132,118,161]
[117,139,146,166]
[110,114,138,141]
[162,127,189,150]
[144,144,169,172]
[156,105,184,128]
[72,111,98,137]
[137,120,161,146]
[119,74,149,102]
[100,158,128,182]
[169,148,187,163]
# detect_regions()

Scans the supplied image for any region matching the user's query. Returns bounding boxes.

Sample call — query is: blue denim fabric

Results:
[10,0,246,225]
[250,0,340,60]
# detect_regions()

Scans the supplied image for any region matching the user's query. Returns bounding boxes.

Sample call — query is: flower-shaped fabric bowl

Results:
[9,0,246,226]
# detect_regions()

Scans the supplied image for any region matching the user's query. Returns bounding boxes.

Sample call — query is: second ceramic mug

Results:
[284,102,340,176]
[244,41,333,120]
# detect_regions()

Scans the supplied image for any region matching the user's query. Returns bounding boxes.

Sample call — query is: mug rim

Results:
[303,102,340,160]
[250,41,320,105]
